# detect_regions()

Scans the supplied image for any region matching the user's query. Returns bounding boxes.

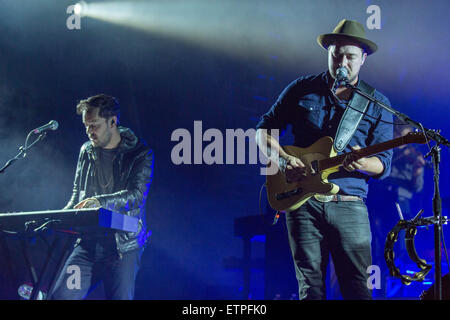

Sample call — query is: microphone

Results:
[332,67,349,94]
[32,120,59,134]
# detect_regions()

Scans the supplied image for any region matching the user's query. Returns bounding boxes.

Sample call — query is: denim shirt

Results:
[256,71,393,199]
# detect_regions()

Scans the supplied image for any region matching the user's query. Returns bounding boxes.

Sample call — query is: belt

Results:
[314,194,363,203]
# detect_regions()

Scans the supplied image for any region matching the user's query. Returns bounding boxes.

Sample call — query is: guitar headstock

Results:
[403,131,427,144]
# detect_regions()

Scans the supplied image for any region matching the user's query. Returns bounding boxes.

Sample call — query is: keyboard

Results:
[0,208,139,233]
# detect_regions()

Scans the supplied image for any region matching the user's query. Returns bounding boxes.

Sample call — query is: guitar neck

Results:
[319,135,410,171]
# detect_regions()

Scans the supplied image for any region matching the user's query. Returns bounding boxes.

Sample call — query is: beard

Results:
[346,73,359,85]
[92,130,113,148]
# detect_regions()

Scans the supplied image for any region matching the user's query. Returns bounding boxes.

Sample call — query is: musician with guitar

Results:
[256,19,397,300]
[50,94,153,300]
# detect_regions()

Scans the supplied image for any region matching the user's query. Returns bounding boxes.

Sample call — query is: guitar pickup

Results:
[276,187,303,200]
[310,160,319,173]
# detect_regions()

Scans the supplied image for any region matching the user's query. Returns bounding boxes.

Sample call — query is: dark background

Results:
[0,0,448,299]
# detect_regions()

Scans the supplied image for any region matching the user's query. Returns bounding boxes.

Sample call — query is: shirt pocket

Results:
[297,98,321,129]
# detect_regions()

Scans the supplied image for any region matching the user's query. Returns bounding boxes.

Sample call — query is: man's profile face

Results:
[328,40,367,85]
[82,107,113,148]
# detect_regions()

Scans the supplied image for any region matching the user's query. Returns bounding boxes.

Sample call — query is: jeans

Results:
[50,236,143,300]
[285,198,372,300]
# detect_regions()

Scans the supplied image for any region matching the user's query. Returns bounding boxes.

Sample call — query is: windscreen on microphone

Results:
[33,120,59,134]
[331,67,349,94]
[336,67,348,82]
[48,120,59,130]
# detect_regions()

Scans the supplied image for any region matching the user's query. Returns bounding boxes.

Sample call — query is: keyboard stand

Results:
[0,208,138,299]
[2,230,77,300]
[19,235,40,297]
[45,235,77,300]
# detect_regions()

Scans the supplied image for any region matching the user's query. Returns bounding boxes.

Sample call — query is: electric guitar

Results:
[265,132,427,212]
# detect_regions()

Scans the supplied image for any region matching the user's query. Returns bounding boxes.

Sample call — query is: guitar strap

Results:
[333,80,375,152]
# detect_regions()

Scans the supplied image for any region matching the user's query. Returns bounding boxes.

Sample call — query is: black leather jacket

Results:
[64,126,153,256]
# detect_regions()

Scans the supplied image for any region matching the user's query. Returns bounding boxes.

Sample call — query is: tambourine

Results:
[384,210,436,285]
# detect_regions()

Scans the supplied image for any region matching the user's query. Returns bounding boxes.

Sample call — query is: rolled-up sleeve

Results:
[370,94,394,180]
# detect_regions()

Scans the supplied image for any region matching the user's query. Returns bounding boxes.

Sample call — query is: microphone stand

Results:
[0,129,49,300]
[345,82,450,300]
[0,131,47,174]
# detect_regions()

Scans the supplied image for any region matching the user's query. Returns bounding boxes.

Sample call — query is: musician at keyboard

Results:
[50,94,153,300]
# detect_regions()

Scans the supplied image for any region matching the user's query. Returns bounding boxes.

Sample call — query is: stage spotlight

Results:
[69,1,320,67]
[74,1,87,16]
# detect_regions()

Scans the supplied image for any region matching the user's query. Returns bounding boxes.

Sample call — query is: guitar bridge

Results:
[276,187,303,201]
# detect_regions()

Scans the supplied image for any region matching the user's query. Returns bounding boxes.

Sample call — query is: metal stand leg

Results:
[20,236,39,290]
[17,232,76,300]
[29,237,59,300]
[46,235,76,300]
[431,146,442,300]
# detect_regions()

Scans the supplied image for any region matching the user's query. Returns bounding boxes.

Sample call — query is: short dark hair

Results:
[76,94,120,123]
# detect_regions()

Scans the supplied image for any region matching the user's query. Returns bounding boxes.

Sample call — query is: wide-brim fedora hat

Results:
[317,19,378,55]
